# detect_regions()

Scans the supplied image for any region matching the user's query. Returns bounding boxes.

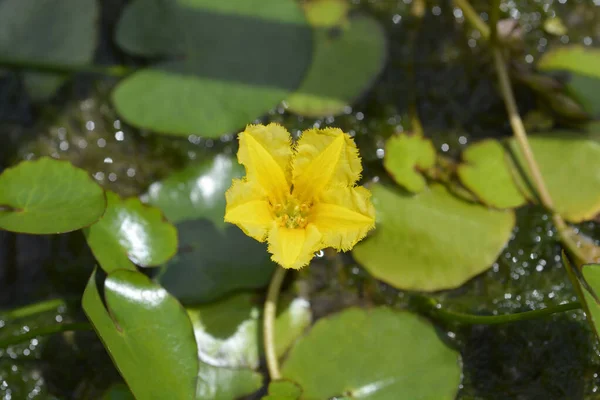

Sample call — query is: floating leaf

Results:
[263,380,303,400]
[353,183,514,291]
[113,0,312,137]
[0,157,105,234]
[457,139,527,209]
[84,191,178,273]
[187,292,311,369]
[285,14,386,117]
[538,46,600,116]
[303,0,349,28]
[146,154,243,227]
[282,307,461,400]
[160,220,276,304]
[383,134,435,193]
[0,0,97,100]
[82,269,198,400]
[508,132,600,222]
[196,361,263,400]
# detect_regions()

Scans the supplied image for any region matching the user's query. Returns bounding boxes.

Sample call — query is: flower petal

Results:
[309,186,375,251]
[267,224,322,269]
[224,179,273,242]
[292,128,362,202]
[237,123,293,203]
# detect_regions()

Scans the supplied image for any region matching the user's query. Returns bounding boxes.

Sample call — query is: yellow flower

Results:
[224,123,375,269]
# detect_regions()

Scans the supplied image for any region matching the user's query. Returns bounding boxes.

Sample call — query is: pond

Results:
[1,0,600,399]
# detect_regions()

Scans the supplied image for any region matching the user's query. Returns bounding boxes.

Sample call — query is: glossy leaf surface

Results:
[383,134,436,193]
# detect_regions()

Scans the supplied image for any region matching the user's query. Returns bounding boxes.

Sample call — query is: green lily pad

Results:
[538,46,600,117]
[160,219,276,304]
[352,183,515,291]
[146,154,243,227]
[0,0,97,100]
[263,380,303,400]
[0,157,106,234]
[101,384,134,400]
[303,0,349,28]
[282,307,461,400]
[457,139,527,209]
[113,0,312,137]
[187,292,311,369]
[84,191,178,273]
[285,14,386,117]
[196,361,263,400]
[508,132,600,222]
[383,134,436,193]
[82,269,198,400]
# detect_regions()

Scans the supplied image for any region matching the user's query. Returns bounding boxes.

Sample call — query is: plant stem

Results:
[0,322,92,349]
[0,58,132,77]
[1,298,66,320]
[416,296,582,325]
[264,266,287,380]
[489,0,501,44]
[453,0,490,40]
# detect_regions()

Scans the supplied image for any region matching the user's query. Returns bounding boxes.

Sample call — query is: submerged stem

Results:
[0,58,132,77]
[0,322,92,349]
[0,298,66,320]
[263,266,287,380]
[416,296,582,325]
[453,0,490,40]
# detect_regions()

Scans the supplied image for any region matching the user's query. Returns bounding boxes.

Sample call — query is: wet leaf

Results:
[160,220,276,304]
[263,380,303,400]
[113,0,312,137]
[282,307,461,400]
[146,154,243,227]
[285,14,386,117]
[508,132,600,222]
[196,361,263,400]
[538,46,600,117]
[82,269,198,400]
[0,157,106,234]
[457,139,527,209]
[187,292,311,369]
[352,183,514,291]
[383,134,435,193]
[84,191,178,273]
[0,0,97,100]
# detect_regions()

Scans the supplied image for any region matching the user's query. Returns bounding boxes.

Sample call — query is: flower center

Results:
[272,196,311,229]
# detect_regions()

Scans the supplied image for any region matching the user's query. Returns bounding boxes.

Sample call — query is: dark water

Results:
[1,0,600,398]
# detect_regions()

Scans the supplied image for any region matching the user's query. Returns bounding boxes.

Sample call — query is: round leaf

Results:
[84,191,178,273]
[160,219,276,304]
[352,183,515,291]
[282,307,461,400]
[82,269,198,400]
[383,134,436,193]
[285,15,386,117]
[508,132,600,222]
[0,157,106,234]
[146,154,243,226]
[457,139,527,209]
[0,0,97,100]
[187,292,311,369]
[196,361,263,400]
[303,0,349,28]
[113,0,312,137]
[538,46,600,117]
[263,380,303,400]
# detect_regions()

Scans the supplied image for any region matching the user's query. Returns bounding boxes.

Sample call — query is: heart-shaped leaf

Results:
[457,139,527,209]
[82,269,198,400]
[0,0,98,100]
[282,307,461,400]
[145,154,243,227]
[353,183,514,291]
[383,134,436,193]
[285,14,386,117]
[84,191,178,273]
[0,157,106,234]
[113,0,312,137]
[262,380,303,400]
